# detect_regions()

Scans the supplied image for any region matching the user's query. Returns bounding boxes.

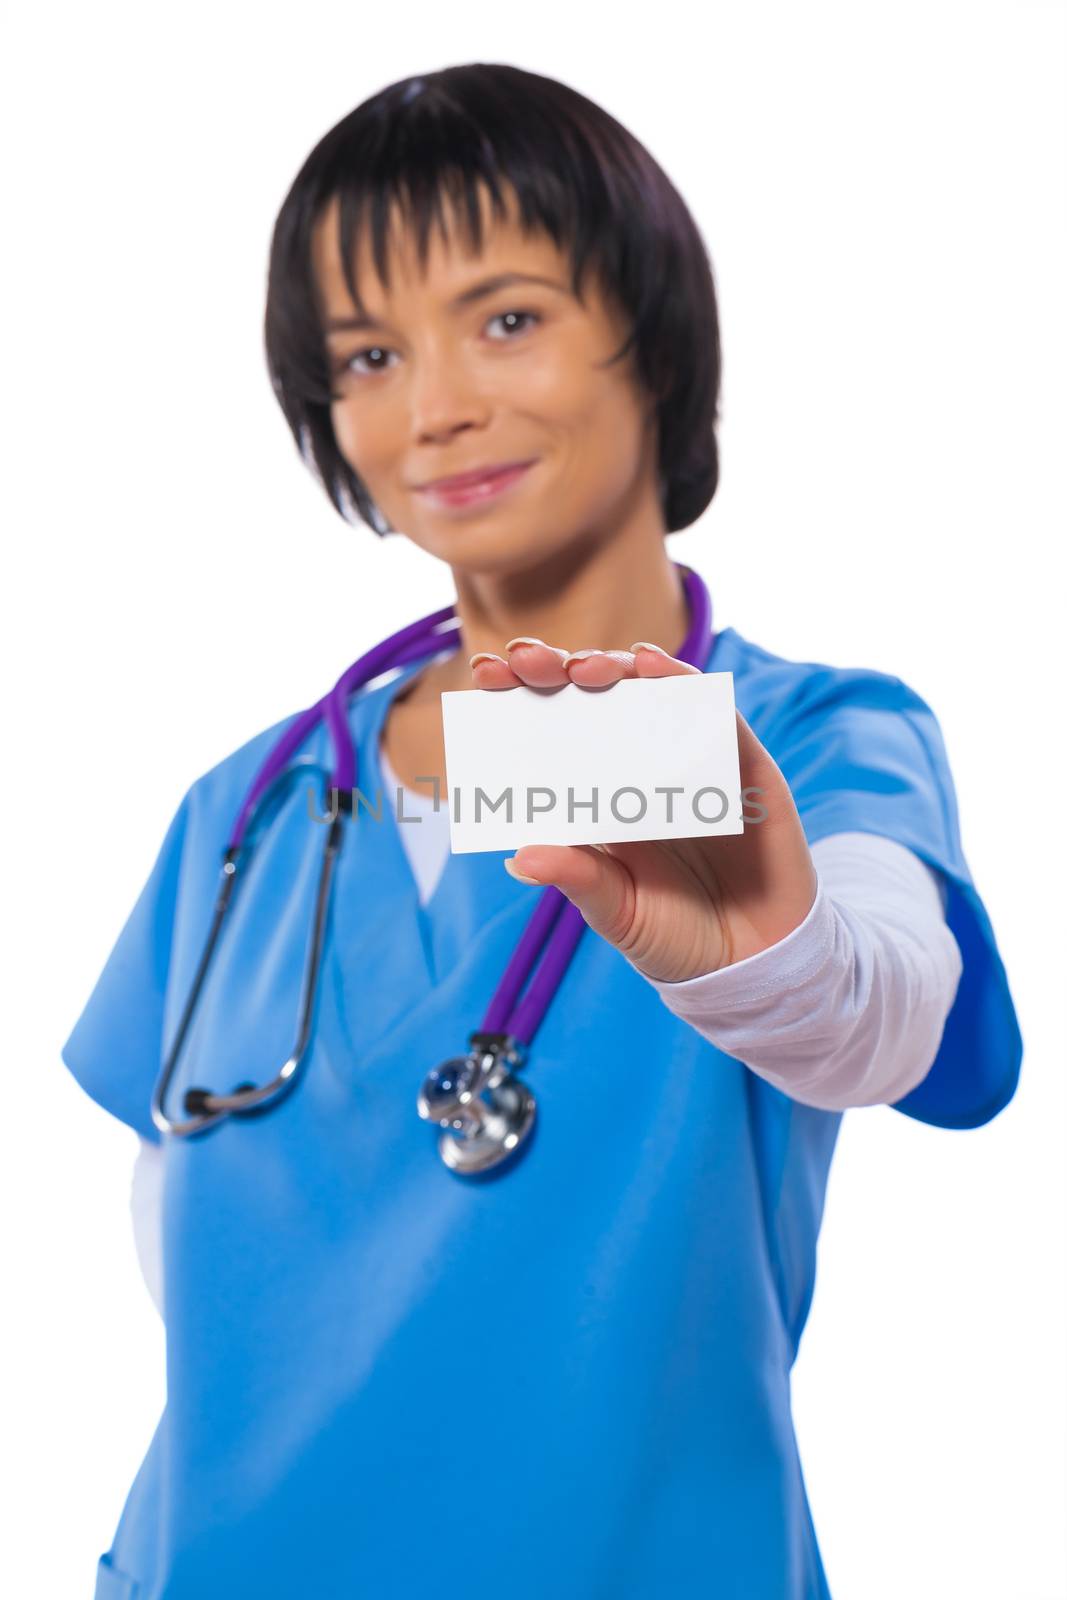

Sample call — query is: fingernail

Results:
[469,652,504,668]
[504,636,545,652]
[562,649,602,667]
[504,856,543,885]
[630,640,669,657]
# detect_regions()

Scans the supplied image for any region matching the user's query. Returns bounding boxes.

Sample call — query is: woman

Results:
[63,63,1022,1599]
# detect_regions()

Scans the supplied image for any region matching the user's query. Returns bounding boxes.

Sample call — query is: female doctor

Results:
[62,62,1022,1600]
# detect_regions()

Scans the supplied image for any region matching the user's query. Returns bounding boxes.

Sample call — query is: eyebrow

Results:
[323,271,569,335]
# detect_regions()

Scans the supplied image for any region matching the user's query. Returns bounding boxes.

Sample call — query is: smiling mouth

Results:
[415,460,538,510]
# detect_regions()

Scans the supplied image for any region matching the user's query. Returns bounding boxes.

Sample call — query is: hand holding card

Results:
[449,639,818,984]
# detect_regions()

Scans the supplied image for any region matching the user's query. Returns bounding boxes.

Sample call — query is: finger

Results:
[733,708,794,823]
[503,637,578,688]
[474,637,704,690]
[560,641,702,689]
[628,642,702,678]
[504,842,634,947]
[561,648,639,687]
[469,652,525,689]
[468,644,632,690]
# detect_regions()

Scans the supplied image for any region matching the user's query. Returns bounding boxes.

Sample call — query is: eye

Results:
[485,308,541,341]
[339,345,395,378]
[331,308,541,386]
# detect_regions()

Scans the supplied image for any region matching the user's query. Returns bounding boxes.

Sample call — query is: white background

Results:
[3,3,1064,1595]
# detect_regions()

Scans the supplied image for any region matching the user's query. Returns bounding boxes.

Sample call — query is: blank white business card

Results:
[439,670,743,854]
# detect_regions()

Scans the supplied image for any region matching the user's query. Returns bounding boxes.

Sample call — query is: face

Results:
[310,184,660,575]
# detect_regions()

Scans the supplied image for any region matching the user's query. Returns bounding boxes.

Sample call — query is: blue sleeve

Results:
[60,787,193,1145]
[763,666,1023,1129]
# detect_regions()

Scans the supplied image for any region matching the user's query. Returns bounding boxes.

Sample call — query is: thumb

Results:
[504,844,633,947]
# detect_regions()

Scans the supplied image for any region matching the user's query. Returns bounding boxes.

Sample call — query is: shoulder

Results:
[715,624,960,858]
[167,709,307,852]
[714,624,937,744]
[178,663,415,832]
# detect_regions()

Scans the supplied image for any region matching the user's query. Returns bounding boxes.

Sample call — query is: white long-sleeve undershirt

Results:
[643,831,961,1111]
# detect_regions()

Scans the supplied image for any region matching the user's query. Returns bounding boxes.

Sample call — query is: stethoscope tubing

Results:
[151,565,713,1150]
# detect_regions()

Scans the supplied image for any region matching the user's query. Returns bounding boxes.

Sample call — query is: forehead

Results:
[309,184,571,319]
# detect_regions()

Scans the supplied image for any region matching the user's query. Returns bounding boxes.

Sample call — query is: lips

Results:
[418,458,537,492]
[413,458,539,513]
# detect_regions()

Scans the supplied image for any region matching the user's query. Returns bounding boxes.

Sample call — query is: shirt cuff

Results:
[645,877,836,1017]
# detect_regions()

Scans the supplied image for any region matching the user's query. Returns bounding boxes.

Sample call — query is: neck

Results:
[425,529,693,696]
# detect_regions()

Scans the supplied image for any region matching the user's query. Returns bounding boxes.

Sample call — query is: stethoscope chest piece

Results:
[417,1032,536,1175]
[150,564,712,1167]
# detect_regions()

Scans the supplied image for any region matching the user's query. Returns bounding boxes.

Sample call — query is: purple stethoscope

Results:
[151,562,714,1175]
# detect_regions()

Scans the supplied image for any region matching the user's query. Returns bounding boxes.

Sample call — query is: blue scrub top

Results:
[62,622,1023,1600]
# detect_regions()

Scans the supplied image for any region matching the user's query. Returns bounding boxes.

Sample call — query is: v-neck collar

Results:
[378,736,451,907]
[359,654,467,923]
[322,623,731,1066]
[349,621,732,952]
[344,656,521,980]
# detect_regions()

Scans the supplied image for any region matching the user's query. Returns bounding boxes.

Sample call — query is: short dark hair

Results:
[264,63,723,537]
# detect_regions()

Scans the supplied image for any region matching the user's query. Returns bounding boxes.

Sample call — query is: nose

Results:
[408,344,492,443]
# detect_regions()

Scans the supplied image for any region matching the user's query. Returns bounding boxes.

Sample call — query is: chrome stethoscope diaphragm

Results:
[148,563,715,1176]
[417,1032,536,1175]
